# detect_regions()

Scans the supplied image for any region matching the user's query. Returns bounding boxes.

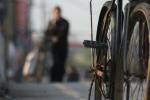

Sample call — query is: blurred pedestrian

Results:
[45,6,69,82]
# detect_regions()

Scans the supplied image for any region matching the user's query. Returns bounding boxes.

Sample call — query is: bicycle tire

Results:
[95,1,117,100]
[123,3,150,100]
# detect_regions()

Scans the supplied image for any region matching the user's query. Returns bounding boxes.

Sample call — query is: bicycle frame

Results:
[116,0,123,46]
[111,0,123,100]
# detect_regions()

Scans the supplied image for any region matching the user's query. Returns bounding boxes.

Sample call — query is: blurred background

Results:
[0,0,108,83]
[0,0,128,99]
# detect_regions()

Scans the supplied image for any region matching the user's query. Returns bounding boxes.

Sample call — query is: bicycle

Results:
[23,34,52,82]
[83,0,150,100]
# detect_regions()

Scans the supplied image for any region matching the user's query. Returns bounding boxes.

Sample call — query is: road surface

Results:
[1,82,94,100]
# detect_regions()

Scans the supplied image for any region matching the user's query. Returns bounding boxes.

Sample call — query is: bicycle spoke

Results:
[124,7,150,100]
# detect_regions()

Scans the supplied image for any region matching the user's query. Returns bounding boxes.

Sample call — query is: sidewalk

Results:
[3,82,94,100]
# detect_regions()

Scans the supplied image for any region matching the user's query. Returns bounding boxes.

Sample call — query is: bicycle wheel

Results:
[95,1,116,100]
[123,3,150,100]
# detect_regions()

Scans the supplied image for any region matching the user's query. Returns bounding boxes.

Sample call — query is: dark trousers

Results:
[50,46,68,82]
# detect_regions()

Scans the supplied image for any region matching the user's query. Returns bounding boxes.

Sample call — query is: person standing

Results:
[45,6,69,82]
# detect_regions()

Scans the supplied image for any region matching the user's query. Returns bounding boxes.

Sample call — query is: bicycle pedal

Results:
[83,40,107,49]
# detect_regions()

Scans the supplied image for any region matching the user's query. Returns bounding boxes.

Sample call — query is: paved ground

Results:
[0,81,146,100]
[1,82,94,100]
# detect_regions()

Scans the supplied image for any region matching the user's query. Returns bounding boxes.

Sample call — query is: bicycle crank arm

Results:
[83,40,107,49]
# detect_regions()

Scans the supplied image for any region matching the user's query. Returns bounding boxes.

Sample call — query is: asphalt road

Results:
[2,82,94,100]
[0,81,147,100]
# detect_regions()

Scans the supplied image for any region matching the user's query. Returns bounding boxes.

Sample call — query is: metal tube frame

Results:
[111,0,123,100]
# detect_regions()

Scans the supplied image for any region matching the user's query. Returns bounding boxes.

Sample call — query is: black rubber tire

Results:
[95,1,116,100]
